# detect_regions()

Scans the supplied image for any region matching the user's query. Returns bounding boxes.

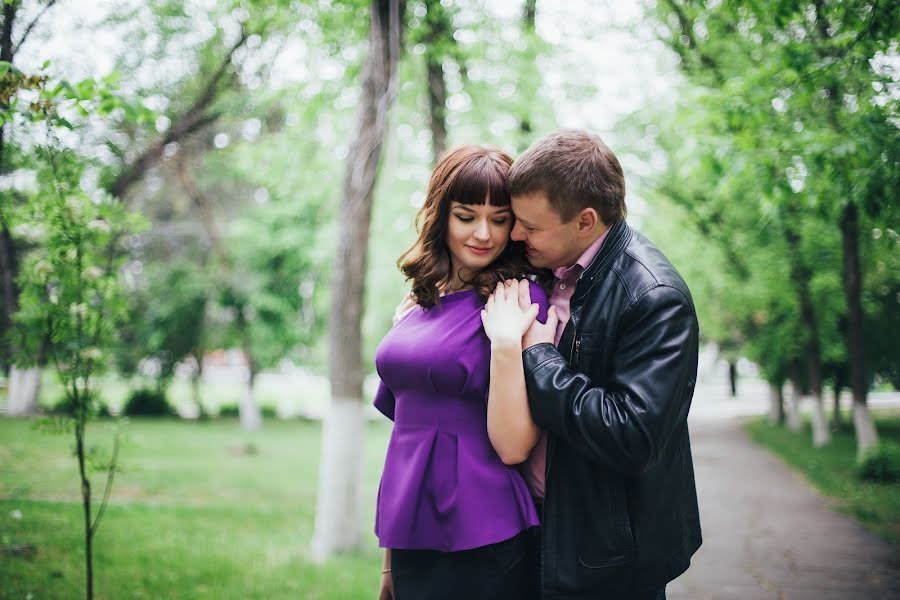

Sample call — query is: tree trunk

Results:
[423,0,450,162]
[191,353,204,416]
[426,56,447,161]
[239,356,261,430]
[767,381,784,426]
[523,0,536,28]
[0,2,18,377]
[312,0,403,560]
[831,384,842,432]
[784,211,830,446]
[516,0,537,148]
[786,384,803,432]
[811,393,829,447]
[6,365,40,415]
[840,202,878,458]
[728,360,737,397]
[786,371,803,432]
[853,402,878,460]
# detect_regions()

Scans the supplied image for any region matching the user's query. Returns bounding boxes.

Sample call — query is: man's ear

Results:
[576,208,601,237]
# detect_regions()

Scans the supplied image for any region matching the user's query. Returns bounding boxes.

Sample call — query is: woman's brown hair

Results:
[398,145,549,308]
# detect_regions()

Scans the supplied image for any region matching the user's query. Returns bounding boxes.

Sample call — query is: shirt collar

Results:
[552,226,611,281]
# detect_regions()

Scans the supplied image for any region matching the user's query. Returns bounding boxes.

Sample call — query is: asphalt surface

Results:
[666,382,900,600]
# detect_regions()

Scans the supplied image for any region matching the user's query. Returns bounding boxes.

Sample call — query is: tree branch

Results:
[659,0,724,82]
[109,28,248,199]
[11,0,57,57]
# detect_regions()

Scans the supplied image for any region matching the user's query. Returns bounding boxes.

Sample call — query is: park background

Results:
[0,0,898,598]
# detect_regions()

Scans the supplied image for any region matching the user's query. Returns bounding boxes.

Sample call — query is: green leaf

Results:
[102,70,122,86]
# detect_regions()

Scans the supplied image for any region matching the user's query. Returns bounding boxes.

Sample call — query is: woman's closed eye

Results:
[454,214,509,225]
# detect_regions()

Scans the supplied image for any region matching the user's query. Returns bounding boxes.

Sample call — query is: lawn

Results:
[745,411,900,546]
[0,417,392,599]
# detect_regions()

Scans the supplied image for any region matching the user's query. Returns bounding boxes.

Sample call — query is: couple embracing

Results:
[372,130,701,600]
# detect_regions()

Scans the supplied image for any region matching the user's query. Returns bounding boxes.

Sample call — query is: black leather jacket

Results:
[524,221,702,598]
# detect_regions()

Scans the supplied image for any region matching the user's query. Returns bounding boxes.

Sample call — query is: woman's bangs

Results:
[447,158,511,207]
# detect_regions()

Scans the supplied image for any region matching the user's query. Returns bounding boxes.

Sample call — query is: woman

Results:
[373,145,549,600]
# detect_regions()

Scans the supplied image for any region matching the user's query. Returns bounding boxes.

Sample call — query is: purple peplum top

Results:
[373,281,549,552]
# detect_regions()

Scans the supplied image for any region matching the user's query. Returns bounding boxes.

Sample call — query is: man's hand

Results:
[523,303,558,350]
[481,279,539,347]
[392,292,416,325]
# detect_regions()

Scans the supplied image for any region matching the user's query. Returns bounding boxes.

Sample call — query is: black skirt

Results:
[391,528,539,600]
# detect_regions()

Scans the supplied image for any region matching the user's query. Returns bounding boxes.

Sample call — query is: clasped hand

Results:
[481,279,558,350]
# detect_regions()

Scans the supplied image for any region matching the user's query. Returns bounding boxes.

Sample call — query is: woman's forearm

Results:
[487,339,539,464]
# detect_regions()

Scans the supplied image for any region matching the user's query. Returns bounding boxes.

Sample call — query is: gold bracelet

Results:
[381,568,391,574]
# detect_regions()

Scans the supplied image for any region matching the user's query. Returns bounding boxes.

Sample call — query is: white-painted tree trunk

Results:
[786,382,803,432]
[811,392,831,447]
[767,382,783,425]
[853,401,879,461]
[239,377,262,430]
[311,396,367,561]
[6,365,41,416]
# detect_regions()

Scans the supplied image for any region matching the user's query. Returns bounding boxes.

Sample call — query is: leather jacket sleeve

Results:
[523,284,698,475]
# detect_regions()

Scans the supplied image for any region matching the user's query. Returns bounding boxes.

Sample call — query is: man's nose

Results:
[510,222,525,241]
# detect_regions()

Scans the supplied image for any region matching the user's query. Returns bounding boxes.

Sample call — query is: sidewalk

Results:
[668,393,900,600]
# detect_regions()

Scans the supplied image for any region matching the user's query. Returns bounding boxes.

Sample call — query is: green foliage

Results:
[123,388,172,417]
[858,441,900,483]
[641,0,900,387]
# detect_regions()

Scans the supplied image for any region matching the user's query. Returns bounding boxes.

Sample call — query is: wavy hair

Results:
[399,145,550,308]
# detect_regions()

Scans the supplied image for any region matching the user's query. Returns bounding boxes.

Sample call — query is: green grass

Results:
[0,417,391,599]
[745,411,900,546]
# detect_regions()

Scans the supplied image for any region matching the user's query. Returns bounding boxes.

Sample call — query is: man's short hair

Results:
[507,129,627,224]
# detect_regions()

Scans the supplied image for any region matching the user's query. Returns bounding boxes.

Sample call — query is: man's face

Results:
[510,191,583,270]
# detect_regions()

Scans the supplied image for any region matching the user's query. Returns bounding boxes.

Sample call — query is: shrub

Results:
[858,441,900,483]
[217,403,240,417]
[50,393,107,417]
[261,405,277,419]
[123,388,171,416]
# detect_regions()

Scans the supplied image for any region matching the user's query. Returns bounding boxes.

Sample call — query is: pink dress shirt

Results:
[522,227,611,499]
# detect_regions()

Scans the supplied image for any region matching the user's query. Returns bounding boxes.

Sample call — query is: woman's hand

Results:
[378,571,393,600]
[481,279,538,347]
[378,549,393,600]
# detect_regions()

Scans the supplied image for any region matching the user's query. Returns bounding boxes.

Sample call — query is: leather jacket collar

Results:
[572,220,632,305]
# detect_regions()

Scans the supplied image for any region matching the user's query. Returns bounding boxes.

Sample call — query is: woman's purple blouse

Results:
[373,281,549,551]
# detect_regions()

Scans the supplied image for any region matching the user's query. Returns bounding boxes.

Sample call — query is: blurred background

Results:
[0,1,898,598]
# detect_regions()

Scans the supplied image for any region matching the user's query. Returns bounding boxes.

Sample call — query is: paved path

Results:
[666,385,900,600]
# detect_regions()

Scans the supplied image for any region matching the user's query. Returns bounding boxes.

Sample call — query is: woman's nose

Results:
[473,219,490,240]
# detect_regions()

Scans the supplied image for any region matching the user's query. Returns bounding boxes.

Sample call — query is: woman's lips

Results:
[467,246,492,255]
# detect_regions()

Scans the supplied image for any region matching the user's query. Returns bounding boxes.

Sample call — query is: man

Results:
[500,130,702,599]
